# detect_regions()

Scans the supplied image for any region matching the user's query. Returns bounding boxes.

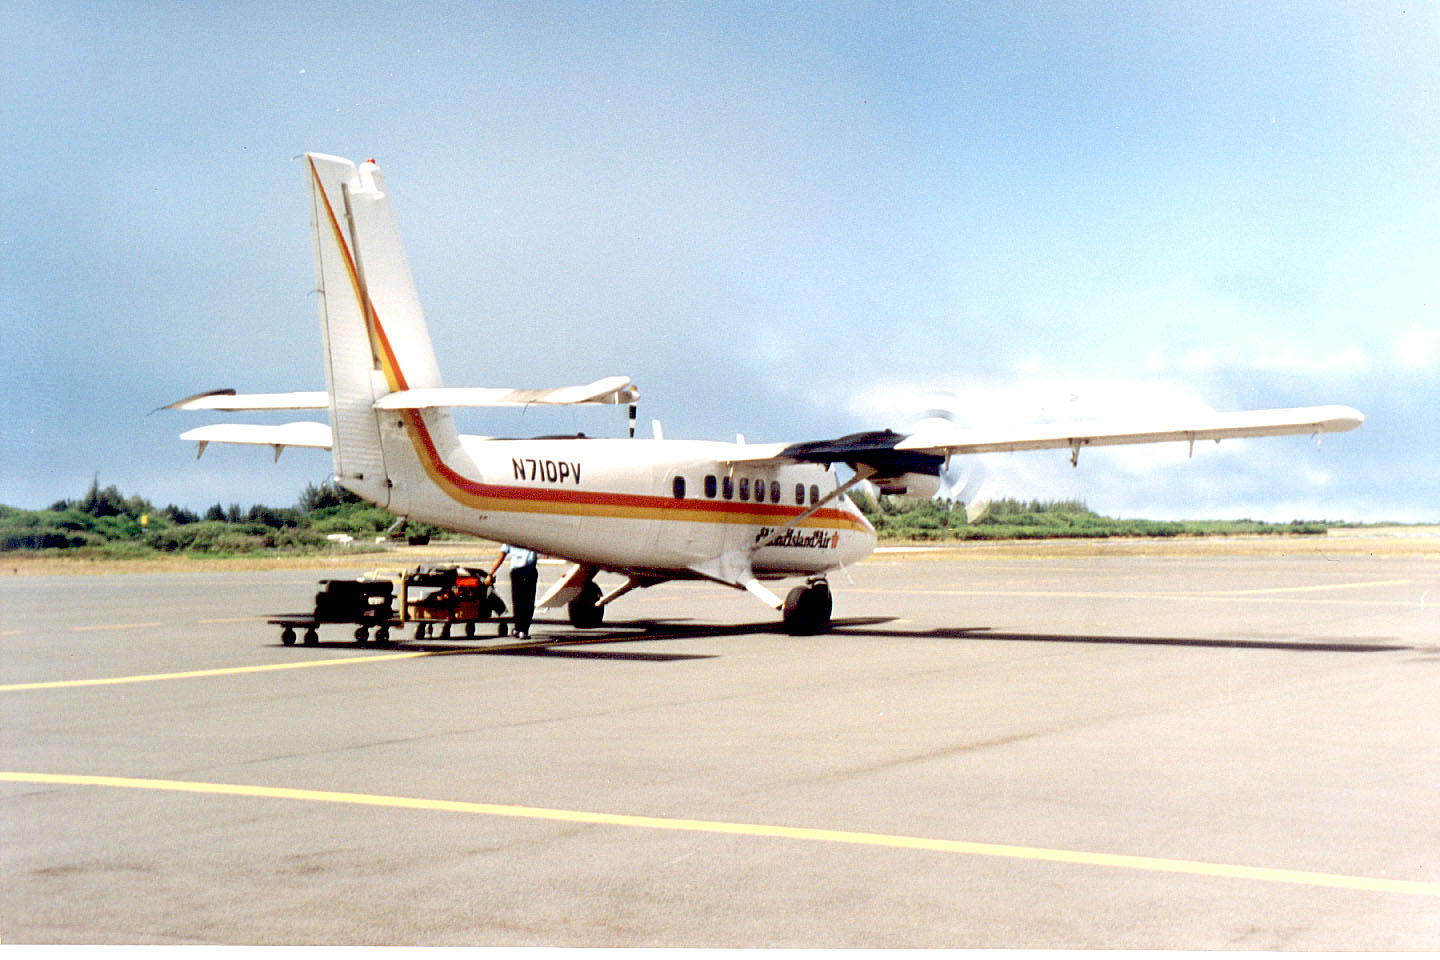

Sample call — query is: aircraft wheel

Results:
[281,627,296,646]
[782,581,832,636]
[568,582,605,628]
[303,628,319,646]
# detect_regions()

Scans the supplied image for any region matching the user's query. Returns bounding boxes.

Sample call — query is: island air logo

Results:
[754,526,839,549]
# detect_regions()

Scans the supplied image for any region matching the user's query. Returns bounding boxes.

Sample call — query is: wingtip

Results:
[1325,405,1366,432]
[164,388,239,411]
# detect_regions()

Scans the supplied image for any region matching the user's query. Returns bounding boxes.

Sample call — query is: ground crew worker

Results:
[487,544,538,639]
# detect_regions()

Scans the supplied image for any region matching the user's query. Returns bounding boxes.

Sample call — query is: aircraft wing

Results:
[716,405,1364,496]
[894,405,1365,461]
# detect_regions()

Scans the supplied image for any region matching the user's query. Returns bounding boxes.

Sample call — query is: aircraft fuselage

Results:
[382,435,877,580]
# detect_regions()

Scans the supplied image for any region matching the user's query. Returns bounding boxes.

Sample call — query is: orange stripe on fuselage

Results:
[308,159,869,537]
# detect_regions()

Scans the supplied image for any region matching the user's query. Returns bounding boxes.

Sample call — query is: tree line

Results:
[0,478,445,556]
[2,478,1332,558]
[848,491,1330,540]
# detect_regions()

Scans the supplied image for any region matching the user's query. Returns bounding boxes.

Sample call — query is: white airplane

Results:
[169,153,1364,634]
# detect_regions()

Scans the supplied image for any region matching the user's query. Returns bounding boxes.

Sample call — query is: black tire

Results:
[782,582,832,635]
[281,627,296,646]
[568,582,605,628]
[375,626,390,644]
[303,628,319,646]
[354,626,369,645]
[465,621,476,639]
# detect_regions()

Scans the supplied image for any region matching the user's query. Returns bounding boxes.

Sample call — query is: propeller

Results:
[909,402,993,523]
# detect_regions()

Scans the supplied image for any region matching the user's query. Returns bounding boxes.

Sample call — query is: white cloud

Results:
[1137,339,1372,377]
[1393,324,1440,371]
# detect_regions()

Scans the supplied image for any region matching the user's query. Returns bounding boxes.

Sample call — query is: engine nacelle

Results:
[872,471,941,500]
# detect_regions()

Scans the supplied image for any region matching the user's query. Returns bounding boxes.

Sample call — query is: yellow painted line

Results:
[0,633,627,693]
[4,771,1437,898]
[71,621,164,633]
[0,649,457,692]
[1205,578,1413,596]
[851,586,1425,608]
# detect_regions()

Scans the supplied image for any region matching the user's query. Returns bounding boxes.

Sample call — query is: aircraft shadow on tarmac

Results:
[828,622,1414,654]
[274,617,1412,658]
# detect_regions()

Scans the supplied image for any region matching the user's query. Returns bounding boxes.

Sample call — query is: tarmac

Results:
[2,538,1437,947]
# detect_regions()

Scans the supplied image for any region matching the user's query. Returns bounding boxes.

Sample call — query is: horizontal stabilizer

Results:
[165,389,329,411]
[180,422,333,459]
[167,377,636,414]
[372,376,638,409]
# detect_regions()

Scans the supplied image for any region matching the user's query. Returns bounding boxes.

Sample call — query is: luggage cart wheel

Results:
[281,627,296,646]
[304,628,319,646]
[376,626,390,644]
[354,626,369,645]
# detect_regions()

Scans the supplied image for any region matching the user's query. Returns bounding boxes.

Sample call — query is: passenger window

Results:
[723,476,734,499]
[672,476,686,499]
[704,475,717,498]
[794,483,805,505]
[809,484,820,505]
[753,479,764,503]
[770,481,781,504]
[739,478,750,501]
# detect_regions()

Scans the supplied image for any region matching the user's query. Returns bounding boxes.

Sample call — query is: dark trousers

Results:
[510,566,537,635]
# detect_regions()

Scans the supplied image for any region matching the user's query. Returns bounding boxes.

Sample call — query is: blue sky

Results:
[4,1,1436,521]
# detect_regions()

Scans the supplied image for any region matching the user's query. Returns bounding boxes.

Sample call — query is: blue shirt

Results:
[500,544,538,570]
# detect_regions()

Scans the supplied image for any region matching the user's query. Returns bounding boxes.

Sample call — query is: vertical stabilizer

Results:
[305,153,457,513]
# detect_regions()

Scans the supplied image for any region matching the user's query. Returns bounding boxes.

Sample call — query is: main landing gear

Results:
[568,582,606,629]
[782,578,832,636]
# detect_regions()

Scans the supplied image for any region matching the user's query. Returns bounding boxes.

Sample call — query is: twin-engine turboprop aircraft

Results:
[169,153,1364,634]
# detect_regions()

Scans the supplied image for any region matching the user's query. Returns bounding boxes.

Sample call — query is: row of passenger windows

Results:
[672,475,822,506]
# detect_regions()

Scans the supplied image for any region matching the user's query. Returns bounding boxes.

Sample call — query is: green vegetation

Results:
[3,478,1338,560]
[848,492,1331,541]
[0,478,450,559]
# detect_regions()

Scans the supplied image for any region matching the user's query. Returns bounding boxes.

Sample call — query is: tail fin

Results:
[306,153,458,513]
